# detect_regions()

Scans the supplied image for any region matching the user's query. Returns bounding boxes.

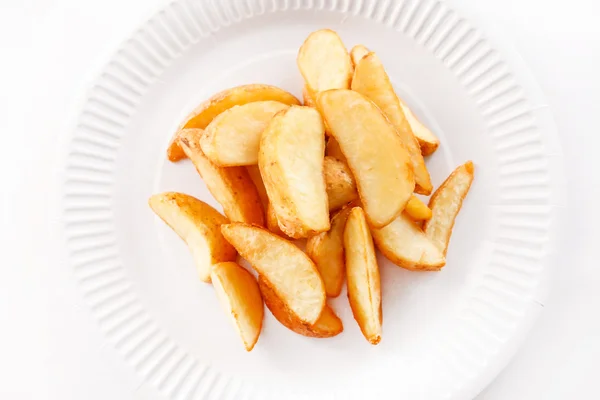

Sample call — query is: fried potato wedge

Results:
[148,192,237,282]
[246,165,269,211]
[350,44,370,66]
[349,45,440,156]
[352,52,432,195]
[258,276,342,338]
[200,101,289,166]
[405,195,432,221]
[325,137,347,164]
[266,202,290,239]
[221,223,326,324]
[317,89,415,228]
[400,104,440,156]
[167,84,301,162]
[324,156,358,212]
[344,207,382,345]
[423,161,475,255]
[259,106,329,238]
[211,262,264,351]
[306,205,353,297]
[371,212,446,271]
[297,29,353,94]
[178,129,264,226]
[302,85,316,108]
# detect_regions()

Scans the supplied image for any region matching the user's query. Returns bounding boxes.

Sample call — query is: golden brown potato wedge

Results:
[324,156,358,211]
[148,192,237,282]
[167,84,301,162]
[211,262,264,351]
[352,52,432,195]
[266,202,290,239]
[317,89,415,228]
[258,275,343,338]
[325,137,347,164]
[371,212,446,271]
[200,101,289,166]
[401,104,440,156]
[302,85,316,108]
[246,165,269,211]
[350,44,370,66]
[423,161,475,255]
[349,45,440,156]
[344,207,382,345]
[178,129,264,226]
[221,223,326,324]
[405,195,432,221]
[259,106,329,238]
[297,29,353,94]
[306,205,353,297]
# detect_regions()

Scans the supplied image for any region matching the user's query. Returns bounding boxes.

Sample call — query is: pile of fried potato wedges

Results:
[149,29,475,349]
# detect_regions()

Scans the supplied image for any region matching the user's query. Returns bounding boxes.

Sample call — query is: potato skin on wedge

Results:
[221,223,326,325]
[211,262,264,351]
[400,103,440,156]
[258,276,343,338]
[178,128,265,227]
[423,161,475,255]
[371,213,446,271]
[324,156,358,212]
[167,84,300,162]
[344,207,382,345]
[352,52,432,195]
[317,89,415,228]
[148,192,237,282]
[349,44,370,66]
[259,106,329,238]
[349,45,440,156]
[306,204,354,297]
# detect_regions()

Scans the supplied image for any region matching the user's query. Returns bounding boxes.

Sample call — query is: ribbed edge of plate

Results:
[61,0,561,399]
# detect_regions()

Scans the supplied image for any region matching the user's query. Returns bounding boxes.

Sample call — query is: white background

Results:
[1,0,599,399]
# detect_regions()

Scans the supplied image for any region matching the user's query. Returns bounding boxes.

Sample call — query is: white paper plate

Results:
[60,1,566,399]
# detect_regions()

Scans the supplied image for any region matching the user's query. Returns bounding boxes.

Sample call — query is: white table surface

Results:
[1,0,599,398]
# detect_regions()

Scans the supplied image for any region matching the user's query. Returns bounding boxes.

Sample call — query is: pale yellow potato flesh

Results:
[401,103,440,156]
[350,44,370,66]
[177,129,264,226]
[344,207,382,345]
[297,29,353,94]
[221,223,326,325]
[317,89,415,228]
[200,101,289,166]
[324,156,358,211]
[352,52,432,195]
[405,195,433,221]
[306,205,353,297]
[148,192,237,282]
[211,262,264,351]
[371,212,446,271]
[167,84,300,162]
[423,161,475,255]
[258,106,329,238]
[258,276,343,338]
